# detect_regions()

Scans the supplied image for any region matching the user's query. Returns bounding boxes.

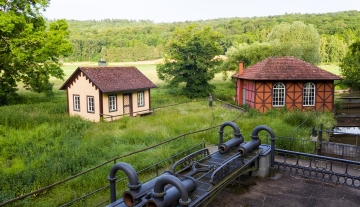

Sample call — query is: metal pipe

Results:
[123,172,171,207]
[107,162,142,203]
[218,121,244,154]
[146,175,197,207]
[218,121,242,143]
[237,138,261,156]
[248,125,276,177]
[219,137,244,154]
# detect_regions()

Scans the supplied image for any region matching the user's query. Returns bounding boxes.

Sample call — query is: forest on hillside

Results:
[53,10,360,63]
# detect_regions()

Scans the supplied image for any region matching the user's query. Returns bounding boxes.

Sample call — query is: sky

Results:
[43,0,360,23]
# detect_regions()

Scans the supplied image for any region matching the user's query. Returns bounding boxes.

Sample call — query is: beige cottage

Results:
[60,66,157,122]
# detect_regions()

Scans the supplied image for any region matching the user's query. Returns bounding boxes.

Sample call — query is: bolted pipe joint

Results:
[108,162,142,203]
[123,172,172,207]
[146,175,197,207]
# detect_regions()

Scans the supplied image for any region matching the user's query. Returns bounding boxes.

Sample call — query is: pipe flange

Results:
[179,198,192,205]
[107,176,118,182]
[152,191,166,198]
[250,135,259,139]
[127,182,142,190]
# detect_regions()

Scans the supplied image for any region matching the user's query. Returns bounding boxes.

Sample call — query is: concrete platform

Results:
[209,173,360,207]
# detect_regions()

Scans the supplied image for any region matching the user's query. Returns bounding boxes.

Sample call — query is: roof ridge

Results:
[231,56,342,81]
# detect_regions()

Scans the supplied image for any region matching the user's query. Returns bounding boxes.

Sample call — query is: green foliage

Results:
[266,21,321,65]
[0,1,72,104]
[320,35,347,64]
[156,25,223,98]
[219,21,321,75]
[219,42,273,78]
[339,40,360,90]
[283,110,316,127]
[60,11,360,69]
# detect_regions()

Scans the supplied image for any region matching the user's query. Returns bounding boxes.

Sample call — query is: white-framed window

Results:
[303,82,315,106]
[73,95,80,111]
[87,96,94,113]
[138,92,144,107]
[109,95,117,112]
[272,82,285,107]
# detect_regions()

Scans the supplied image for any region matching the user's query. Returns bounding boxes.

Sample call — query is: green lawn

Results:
[319,64,341,75]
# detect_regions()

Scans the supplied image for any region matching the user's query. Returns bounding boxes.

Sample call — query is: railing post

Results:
[356,136,359,161]
[156,164,158,177]
[270,135,276,177]
[318,124,323,154]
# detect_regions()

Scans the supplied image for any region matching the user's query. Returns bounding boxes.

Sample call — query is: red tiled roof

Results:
[232,57,342,80]
[60,66,157,92]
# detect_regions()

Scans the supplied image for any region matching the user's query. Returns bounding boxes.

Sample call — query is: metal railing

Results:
[274,149,360,188]
[321,142,360,161]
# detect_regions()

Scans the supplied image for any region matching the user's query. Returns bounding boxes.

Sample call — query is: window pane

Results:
[303,83,315,106]
[109,95,116,111]
[273,83,285,106]
[138,92,144,106]
[74,95,80,111]
[88,97,94,113]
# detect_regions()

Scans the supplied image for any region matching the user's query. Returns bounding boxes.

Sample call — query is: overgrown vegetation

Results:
[0,64,337,206]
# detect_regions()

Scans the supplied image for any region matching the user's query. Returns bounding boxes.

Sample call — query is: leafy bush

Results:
[283,110,315,127]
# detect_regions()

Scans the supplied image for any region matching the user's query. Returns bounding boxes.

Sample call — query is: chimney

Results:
[238,61,244,75]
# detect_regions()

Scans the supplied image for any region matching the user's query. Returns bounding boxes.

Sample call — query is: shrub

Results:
[283,110,315,127]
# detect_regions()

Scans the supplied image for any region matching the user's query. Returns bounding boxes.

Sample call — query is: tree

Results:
[267,21,321,65]
[0,0,72,104]
[340,41,360,90]
[219,21,322,77]
[326,35,347,64]
[219,42,273,79]
[156,25,223,98]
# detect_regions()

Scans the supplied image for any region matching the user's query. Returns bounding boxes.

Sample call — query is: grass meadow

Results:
[0,61,337,206]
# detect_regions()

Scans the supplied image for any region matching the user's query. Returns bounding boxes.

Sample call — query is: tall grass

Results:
[0,62,337,206]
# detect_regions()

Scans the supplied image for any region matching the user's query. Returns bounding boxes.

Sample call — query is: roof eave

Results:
[102,86,157,93]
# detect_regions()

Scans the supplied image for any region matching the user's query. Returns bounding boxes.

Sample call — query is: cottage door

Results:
[123,93,133,116]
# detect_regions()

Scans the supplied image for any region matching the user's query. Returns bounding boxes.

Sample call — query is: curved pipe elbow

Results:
[109,162,142,190]
[218,121,242,146]
[152,175,194,205]
[251,125,275,140]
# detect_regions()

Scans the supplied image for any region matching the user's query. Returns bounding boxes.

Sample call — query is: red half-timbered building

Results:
[232,57,342,113]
